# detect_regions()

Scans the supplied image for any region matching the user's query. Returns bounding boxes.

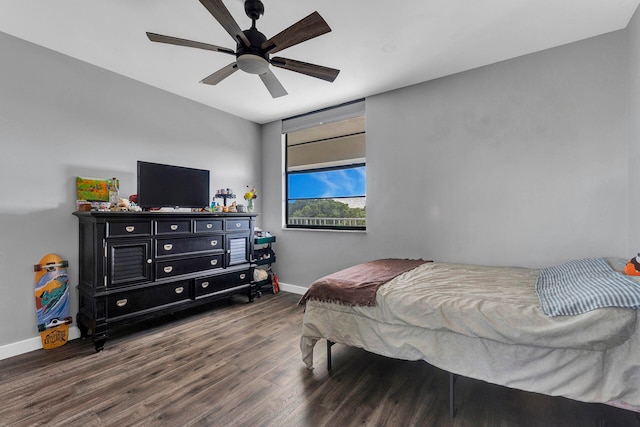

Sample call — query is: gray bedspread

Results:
[375,262,636,350]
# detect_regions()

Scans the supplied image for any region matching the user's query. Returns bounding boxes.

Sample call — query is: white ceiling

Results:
[1,1,639,124]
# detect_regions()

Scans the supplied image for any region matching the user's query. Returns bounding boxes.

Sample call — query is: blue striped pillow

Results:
[536,258,640,316]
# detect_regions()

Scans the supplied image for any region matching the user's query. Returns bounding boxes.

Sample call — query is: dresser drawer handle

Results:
[206,223,213,229]
[170,224,178,231]
[239,274,246,280]
[125,226,135,233]
[235,222,241,228]
[116,299,128,307]
[201,281,209,289]
[175,286,184,294]
[211,259,218,266]
[210,240,218,246]
[164,266,173,273]
[163,244,173,251]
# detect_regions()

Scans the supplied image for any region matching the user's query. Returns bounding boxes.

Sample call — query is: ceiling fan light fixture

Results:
[236,54,270,74]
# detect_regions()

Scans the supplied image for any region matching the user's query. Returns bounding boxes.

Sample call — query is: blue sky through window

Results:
[288,165,366,199]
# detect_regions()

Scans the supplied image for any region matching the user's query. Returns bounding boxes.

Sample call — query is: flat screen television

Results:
[137,161,210,209]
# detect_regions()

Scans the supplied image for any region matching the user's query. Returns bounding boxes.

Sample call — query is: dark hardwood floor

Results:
[1,292,639,426]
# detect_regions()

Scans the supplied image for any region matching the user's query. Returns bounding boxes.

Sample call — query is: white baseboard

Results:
[0,326,81,361]
[278,282,306,295]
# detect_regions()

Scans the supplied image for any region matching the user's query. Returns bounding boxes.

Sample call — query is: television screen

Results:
[137,161,210,209]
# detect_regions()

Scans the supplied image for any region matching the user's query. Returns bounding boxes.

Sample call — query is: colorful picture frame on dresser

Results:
[76,176,111,201]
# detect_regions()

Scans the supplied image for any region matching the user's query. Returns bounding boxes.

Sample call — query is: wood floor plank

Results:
[1,292,639,427]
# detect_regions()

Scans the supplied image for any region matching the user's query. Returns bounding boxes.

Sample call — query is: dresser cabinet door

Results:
[106,239,153,288]
[226,234,251,266]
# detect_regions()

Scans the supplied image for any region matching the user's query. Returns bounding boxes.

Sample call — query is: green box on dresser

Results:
[73,211,257,351]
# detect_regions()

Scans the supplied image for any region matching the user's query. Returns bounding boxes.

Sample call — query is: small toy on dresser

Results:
[111,198,142,212]
[624,253,640,276]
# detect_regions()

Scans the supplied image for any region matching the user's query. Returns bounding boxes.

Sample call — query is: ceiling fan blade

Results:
[200,63,239,85]
[199,0,250,47]
[262,11,331,54]
[146,32,235,55]
[259,69,288,98]
[271,57,340,82]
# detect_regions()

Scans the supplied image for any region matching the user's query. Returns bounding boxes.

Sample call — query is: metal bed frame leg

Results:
[327,340,334,371]
[449,372,458,418]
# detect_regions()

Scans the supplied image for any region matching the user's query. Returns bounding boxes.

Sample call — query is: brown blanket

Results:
[299,258,430,307]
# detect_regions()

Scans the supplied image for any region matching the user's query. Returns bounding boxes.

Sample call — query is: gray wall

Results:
[261,30,631,288]
[629,8,640,251]
[0,32,261,351]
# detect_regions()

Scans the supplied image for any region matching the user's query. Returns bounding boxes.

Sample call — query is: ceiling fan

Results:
[146,0,340,98]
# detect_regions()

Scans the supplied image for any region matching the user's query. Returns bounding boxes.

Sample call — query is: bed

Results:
[299,258,640,414]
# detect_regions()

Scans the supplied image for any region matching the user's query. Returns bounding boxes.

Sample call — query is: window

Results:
[284,100,366,230]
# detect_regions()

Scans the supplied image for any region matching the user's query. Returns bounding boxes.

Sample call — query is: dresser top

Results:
[73,211,259,218]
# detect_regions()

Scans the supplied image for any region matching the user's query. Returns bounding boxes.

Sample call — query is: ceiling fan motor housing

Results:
[236,27,269,74]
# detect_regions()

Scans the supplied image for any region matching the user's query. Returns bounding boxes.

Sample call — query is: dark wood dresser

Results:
[73,211,257,351]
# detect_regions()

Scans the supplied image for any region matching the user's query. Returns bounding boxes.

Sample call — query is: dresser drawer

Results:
[155,219,192,235]
[106,281,190,319]
[156,235,223,257]
[225,219,250,231]
[156,254,223,279]
[195,219,223,233]
[106,221,152,237]
[194,270,251,298]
